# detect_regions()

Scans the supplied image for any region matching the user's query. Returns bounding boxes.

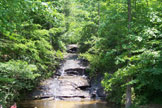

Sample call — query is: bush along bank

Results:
[0,0,67,107]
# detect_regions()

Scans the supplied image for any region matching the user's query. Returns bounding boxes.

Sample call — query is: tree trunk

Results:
[126,78,132,108]
[128,0,131,31]
[134,0,136,13]
[126,0,132,108]
[134,0,136,10]
[146,0,149,6]
[98,0,100,27]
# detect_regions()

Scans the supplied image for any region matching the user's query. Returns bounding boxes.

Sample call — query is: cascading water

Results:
[53,78,59,100]
[61,66,65,76]
[20,44,109,108]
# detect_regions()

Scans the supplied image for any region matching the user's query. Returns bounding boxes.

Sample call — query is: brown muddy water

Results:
[19,100,117,108]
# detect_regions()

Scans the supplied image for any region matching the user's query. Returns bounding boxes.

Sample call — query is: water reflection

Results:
[76,102,108,108]
[20,100,118,108]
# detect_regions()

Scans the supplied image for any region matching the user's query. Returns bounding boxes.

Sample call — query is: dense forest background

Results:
[0,0,162,108]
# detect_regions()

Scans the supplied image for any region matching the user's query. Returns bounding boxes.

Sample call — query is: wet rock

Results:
[59,76,90,89]
[30,44,105,101]
[54,73,61,76]
[97,88,106,97]
[67,44,78,53]
[64,68,86,76]
[32,70,90,100]
[63,55,85,70]
[90,75,106,99]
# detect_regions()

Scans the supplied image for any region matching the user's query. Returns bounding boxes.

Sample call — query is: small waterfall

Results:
[53,76,61,100]
[53,84,57,100]
[31,44,106,101]
[61,66,65,76]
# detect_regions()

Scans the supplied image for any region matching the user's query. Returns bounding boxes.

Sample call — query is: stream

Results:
[20,100,109,108]
[20,44,117,108]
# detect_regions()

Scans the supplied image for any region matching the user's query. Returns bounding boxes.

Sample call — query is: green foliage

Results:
[77,0,162,106]
[100,0,162,105]
[1,0,162,107]
[0,60,39,106]
[61,0,99,44]
[0,0,28,33]
[0,0,66,107]
[79,22,98,52]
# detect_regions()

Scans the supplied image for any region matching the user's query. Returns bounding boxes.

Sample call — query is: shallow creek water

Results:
[20,100,110,108]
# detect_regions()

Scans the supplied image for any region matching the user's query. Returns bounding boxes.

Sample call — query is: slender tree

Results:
[125,0,132,108]
[98,0,100,26]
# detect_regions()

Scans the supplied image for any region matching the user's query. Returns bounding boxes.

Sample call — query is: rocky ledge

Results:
[30,44,106,100]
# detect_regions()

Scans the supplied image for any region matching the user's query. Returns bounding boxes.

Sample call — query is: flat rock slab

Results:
[32,75,90,100]
[59,76,89,87]
[63,54,86,70]
[67,44,78,49]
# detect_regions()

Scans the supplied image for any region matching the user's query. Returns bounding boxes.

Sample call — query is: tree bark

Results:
[134,0,136,12]
[125,78,132,108]
[126,0,132,108]
[98,0,100,28]
[128,0,131,31]
[146,0,149,6]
